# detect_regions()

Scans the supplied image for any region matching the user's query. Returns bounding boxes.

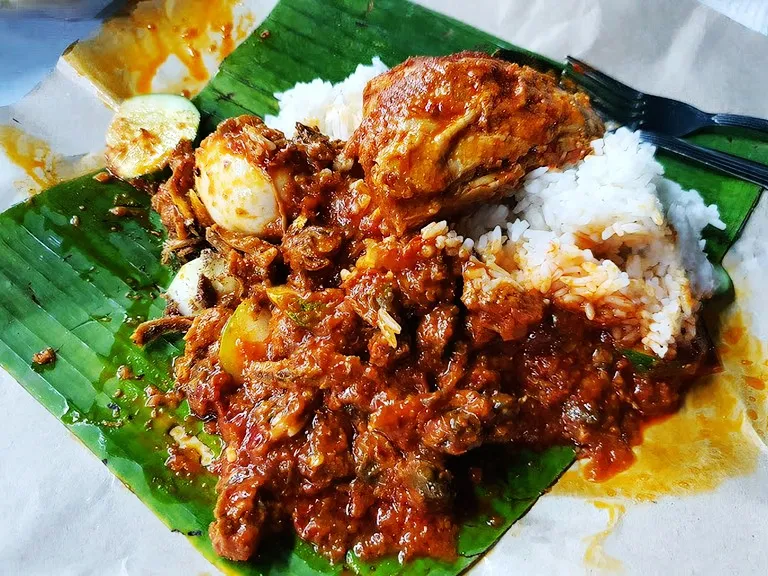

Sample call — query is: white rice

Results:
[657,178,726,294]
[466,129,725,357]
[265,57,389,140]
[268,65,725,359]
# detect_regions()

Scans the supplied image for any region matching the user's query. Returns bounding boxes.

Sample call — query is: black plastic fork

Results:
[494,49,768,188]
[561,55,768,188]
[565,56,768,137]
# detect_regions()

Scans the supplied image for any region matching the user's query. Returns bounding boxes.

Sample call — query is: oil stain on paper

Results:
[554,306,764,502]
[551,293,766,572]
[0,125,59,195]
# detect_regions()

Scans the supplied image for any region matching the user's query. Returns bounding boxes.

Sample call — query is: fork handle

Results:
[639,130,768,189]
[711,113,768,134]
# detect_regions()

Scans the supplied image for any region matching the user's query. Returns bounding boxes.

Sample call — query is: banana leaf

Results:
[0,169,573,576]
[0,0,764,574]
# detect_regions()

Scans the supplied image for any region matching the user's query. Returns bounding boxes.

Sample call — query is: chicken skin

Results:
[342,51,603,235]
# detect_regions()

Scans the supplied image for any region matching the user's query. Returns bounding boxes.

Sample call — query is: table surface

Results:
[0,2,766,576]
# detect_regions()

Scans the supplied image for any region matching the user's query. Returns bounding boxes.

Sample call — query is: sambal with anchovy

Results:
[118,52,718,565]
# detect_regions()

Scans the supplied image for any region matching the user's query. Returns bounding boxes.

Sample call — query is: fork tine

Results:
[570,78,645,124]
[562,58,647,127]
[565,69,644,111]
[589,97,644,128]
[566,56,644,102]
[588,94,641,121]
[565,65,641,110]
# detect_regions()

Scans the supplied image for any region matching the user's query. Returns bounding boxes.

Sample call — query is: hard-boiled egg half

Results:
[165,250,238,316]
[194,116,285,237]
[105,94,200,179]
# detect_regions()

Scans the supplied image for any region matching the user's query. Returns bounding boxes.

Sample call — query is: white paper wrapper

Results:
[1,0,767,574]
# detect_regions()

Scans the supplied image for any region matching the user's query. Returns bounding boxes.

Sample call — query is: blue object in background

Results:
[0,17,103,106]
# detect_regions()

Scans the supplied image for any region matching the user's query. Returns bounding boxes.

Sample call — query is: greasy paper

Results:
[1,0,767,574]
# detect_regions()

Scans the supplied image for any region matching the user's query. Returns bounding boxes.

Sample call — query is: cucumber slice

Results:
[165,250,238,316]
[105,94,200,179]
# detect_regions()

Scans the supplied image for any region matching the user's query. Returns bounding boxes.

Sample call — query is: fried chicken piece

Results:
[342,51,603,235]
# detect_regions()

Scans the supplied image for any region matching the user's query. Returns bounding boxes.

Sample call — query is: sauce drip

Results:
[64,0,259,105]
[583,501,625,572]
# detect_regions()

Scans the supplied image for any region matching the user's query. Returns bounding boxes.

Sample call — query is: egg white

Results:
[194,128,282,236]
